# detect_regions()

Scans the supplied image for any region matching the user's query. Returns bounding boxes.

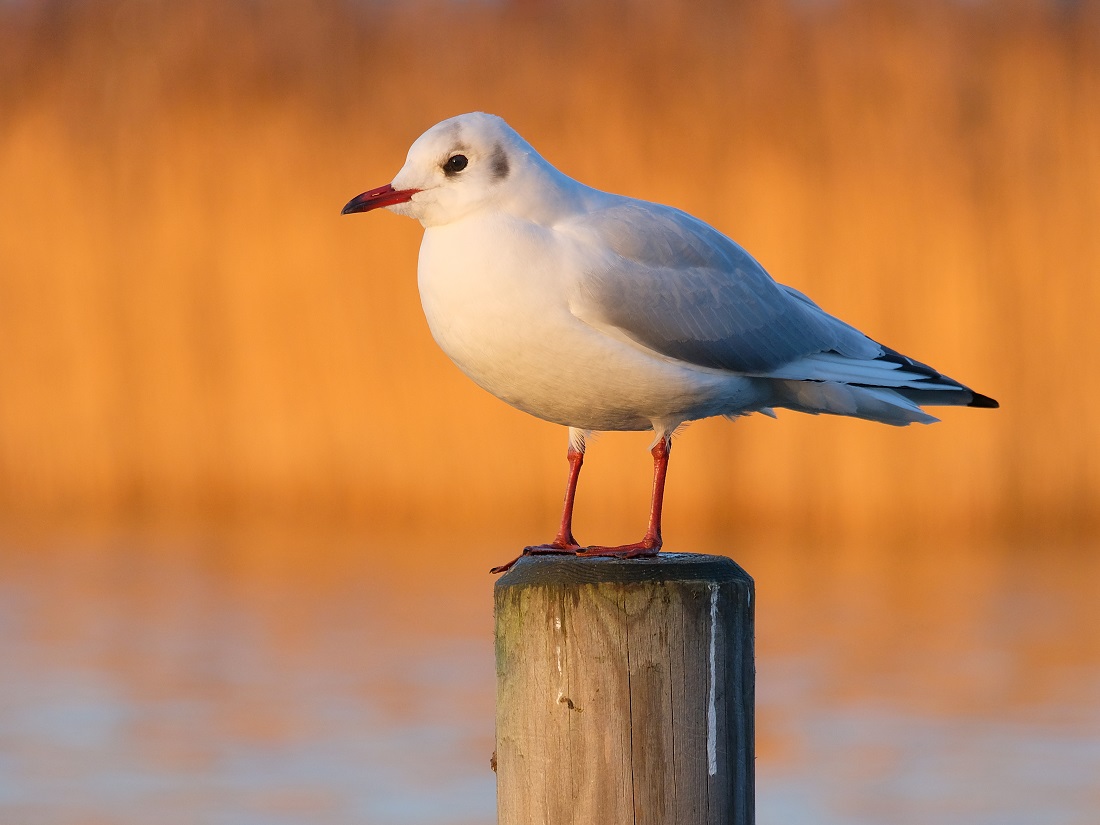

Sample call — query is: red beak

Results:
[341,184,420,214]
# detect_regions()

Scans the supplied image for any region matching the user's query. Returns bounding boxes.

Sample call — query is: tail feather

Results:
[776,380,939,426]
[764,345,999,419]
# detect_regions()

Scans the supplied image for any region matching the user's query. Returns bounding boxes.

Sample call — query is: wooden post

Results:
[494,553,754,825]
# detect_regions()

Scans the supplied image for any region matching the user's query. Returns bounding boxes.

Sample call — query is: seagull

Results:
[342,112,997,573]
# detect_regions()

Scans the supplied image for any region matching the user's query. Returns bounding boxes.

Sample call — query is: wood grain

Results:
[495,553,754,825]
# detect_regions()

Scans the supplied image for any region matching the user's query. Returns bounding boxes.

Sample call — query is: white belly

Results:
[416,217,761,432]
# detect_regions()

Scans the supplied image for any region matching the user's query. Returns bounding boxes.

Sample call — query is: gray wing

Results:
[565,199,881,374]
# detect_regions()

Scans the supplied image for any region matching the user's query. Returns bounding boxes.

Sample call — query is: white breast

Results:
[416,214,761,432]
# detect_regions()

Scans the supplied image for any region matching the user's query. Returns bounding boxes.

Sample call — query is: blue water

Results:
[0,530,1096,824]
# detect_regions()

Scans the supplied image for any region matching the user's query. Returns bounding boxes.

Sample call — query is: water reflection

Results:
[0,527,1096,824]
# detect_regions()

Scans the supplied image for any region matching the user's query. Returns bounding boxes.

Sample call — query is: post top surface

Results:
[494,552,752,590]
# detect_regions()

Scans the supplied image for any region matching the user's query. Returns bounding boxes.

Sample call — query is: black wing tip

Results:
[968,392,999,409]
[875,348,942,380]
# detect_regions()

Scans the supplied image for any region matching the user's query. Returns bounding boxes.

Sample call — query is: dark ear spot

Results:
[490,144,510,181]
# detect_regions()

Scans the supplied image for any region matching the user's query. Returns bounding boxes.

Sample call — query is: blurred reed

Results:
[0,0,1096,541]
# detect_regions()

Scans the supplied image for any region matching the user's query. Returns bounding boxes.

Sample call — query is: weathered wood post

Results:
[495,553,754,825]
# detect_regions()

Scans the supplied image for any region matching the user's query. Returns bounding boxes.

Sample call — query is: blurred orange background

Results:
[2,3,1099,823]
[3,0,1096,545]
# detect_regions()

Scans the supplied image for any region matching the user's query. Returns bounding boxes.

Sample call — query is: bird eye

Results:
[444,154,468,175]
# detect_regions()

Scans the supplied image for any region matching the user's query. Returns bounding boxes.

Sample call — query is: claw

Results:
[576,538,662,561]
[489,542,582,574]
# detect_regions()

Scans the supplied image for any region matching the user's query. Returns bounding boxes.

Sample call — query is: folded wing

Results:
[564,198,991,410]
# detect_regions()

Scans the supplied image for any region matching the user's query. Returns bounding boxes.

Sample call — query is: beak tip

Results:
[341,184,417,217]
[341,194,372,215]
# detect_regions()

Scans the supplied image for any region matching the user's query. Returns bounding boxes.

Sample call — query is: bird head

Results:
[342,112,537,228]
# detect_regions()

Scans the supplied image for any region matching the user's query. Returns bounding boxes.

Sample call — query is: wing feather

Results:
[563,199,881,374]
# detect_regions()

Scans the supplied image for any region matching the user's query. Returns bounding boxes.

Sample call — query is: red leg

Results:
[490,443,586,574]
[545,445,584,548]
[577,436,670,560]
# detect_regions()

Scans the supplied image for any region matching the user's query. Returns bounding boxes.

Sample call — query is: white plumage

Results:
[343,112,996,569]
